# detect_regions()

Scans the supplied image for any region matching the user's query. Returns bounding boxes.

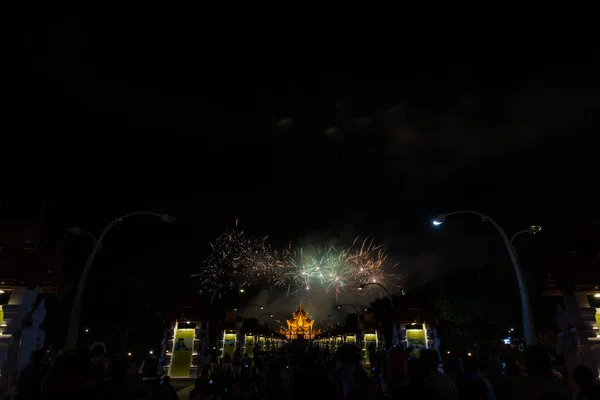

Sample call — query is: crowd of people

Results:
[13,345,177,400]
[8,342,600,399]
[187,344,600,400]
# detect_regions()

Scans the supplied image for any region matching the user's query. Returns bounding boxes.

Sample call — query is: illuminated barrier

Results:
[221,331,238,359]
[258,335,266,350]
[363,332,378,366]
[168,321,195,378]
[335,336,343,351]
[329,337,336,350]
[244,334,255,358]
[406,329,425,346]
[399,322,430,358]
[345,334,357,347]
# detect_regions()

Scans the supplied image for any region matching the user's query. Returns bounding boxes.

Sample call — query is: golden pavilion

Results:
[279,301,322,340]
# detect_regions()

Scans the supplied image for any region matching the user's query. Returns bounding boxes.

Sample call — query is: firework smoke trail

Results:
[195,229,285,293]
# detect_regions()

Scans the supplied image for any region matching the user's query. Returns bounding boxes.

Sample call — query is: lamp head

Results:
[67,227,83,235]
[529,225,542,235]
[160,214,177,224]
[269,314,273,318]
[260,306,264,310]
[239,288,245,294]
[432,215,446,226]
[357,284,365,291]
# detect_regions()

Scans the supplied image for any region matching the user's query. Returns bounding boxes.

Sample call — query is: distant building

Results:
[279,301,321,340]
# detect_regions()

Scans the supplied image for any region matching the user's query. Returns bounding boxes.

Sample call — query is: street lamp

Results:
[327,313,343,321]
[357,282,395,306]
[258,313,274,324]
[239,303,264,317]
[432,210,537,346]
[65,211,177,349]
[67,227,97,242]
[336,303,360,315]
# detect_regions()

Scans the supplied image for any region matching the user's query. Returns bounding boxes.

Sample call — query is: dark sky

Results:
[8,15,600,292]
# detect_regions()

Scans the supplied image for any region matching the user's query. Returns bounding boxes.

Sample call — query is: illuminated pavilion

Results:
[279,301,322,340]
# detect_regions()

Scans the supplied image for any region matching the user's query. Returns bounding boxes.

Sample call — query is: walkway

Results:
[176,384,195,398]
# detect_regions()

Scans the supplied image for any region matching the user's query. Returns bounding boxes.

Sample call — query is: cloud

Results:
[279,85,596,198]
[395,253,444,288]
[275,117,294,129]
[379,86,596,164]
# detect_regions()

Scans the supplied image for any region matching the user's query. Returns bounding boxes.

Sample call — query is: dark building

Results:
[544,222,600,296]
[0,201,63,295]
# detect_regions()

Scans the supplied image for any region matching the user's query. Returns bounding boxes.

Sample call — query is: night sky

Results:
[6,15,600,349]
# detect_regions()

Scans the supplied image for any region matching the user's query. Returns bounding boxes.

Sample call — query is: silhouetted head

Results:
[194,377,202,389]
[108,359,126,382]
[462,355,479,372]
[574,365,596,389]
[90,343,106,361]
[337,344,360,364]
[55,349,92,373]
[524,346,552,377]
[29,348,46,364]
[142,358,159,378]
[420,349,441,371]
[486,359,503,377]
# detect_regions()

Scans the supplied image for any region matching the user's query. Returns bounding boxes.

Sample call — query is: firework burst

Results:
[194,229,285,293]
[195,229,400,300]
[285,237,400,297]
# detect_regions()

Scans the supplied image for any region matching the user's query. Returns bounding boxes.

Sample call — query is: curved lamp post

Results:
[191,286,247,306]
[327,313,343,325]
[65,211,177,349]
[432,210,541,346]
[239,303,264,317]
[258,313,274,324]
[357,282,395,306]
[336,303,360,315]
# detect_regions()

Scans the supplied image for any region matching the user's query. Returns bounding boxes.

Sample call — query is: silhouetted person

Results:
[16,348,48,400]
[510,346,569,400]
[416,349,457,400]
[155,376,178,399]
[573,365,600,400]
[334,345,369,400]
[189,368,211,400]
[188,377,203,400]
[140,358,162,400]
[455,356,492,400]
[42,349,102,400]
[104,358,146,399]
[485,359,511,400]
